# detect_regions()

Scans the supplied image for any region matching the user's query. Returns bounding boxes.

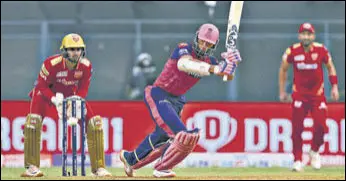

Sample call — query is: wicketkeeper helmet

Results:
[60,33,86,50]
[60,33,86,62]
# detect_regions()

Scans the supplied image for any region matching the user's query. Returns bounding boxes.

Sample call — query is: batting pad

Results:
[87,115,105,172]
[154,128,200,170]
[24,114,43,168]
[132,141,170,170]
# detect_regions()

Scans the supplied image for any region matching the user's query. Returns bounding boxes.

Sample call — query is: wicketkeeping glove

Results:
[51,92,64,120]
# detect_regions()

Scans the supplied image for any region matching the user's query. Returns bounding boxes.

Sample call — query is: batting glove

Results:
[221,49,242,63]
[215,60,237,76]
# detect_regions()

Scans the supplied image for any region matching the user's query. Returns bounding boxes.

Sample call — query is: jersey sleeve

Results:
[322,46,332,64]
[209,56,219,65]
[170,42,193,60]
[282,47,293,64]
[76,63,92,98]
[34,60,55,100]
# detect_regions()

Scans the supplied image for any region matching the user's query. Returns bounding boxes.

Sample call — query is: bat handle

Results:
[223,75,228,81]
[223,47,238,82]
[223,60,238,82]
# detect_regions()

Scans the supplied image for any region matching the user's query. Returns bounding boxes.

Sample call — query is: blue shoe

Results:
[119,150,134,177]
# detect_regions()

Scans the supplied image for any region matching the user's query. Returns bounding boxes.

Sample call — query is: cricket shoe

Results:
[153,169,176,178]
[309,150,321,170]
[119,150,134,177]
[20,165,44,177]
[292,160,304,172]
[91,168,112,177]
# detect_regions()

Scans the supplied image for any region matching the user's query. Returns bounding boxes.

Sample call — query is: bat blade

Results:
[223,1,244,81]
[226,1,244,50]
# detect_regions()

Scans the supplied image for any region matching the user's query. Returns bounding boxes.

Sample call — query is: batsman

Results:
[21,33,112,177]
[119,23,242,178]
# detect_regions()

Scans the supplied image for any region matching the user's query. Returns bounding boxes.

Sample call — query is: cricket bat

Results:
[223,1,244,82]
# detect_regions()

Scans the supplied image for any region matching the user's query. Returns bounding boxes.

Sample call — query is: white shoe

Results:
[119,150,134,177]
[20,165,44,177]
[91,168,112,177]
[292,160,304,172]
[309,150,321,170]
[153,169,176,178]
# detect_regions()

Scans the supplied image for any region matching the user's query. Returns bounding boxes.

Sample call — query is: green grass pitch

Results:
[1,166,345,180]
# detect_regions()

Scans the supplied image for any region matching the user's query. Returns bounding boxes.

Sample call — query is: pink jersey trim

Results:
[144,86,175,137]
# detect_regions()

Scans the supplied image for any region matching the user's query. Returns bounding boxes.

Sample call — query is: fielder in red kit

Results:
[21,33,111,177]
[279,23,340,172]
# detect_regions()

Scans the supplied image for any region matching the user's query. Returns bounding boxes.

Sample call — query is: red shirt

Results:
[282,42,332,97]
[29,54,92,101]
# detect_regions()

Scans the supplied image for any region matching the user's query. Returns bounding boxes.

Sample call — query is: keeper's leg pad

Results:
[87,115,105,172]
[24,114,43,168]
[132,140,170,170]
[154,128,200,170]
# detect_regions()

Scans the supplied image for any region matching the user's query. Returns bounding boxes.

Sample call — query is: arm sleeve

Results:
[209,56,219,65]
[76,65,92,98]
[322,46,332,64]
[170,43,193,60]
[283,47,293,64]
[35,61,55,100]
[36,61,54,100]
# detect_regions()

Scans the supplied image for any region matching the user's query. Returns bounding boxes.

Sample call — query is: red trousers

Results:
[291,94,328,161]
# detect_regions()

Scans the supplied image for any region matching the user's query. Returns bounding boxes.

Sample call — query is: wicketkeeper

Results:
[21,33,111,177]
